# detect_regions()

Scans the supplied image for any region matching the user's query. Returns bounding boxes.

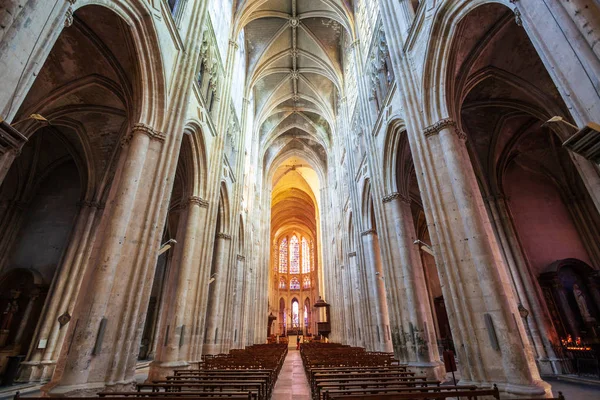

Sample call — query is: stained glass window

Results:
[292,300,299,328]
[279,277,286,289]
[279,238,288,273]
[290,235,300,274]
[290,277,300,290]
[303,276,310,289]
[302,237,310,273]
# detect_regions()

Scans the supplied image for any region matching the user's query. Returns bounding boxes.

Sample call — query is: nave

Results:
[2,0,600,399]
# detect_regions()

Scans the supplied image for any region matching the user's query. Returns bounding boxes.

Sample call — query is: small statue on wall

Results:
[573,284,595,322]
[1,289,21,331]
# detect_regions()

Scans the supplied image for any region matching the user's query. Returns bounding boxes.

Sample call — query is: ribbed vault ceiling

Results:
[237,0,353,160]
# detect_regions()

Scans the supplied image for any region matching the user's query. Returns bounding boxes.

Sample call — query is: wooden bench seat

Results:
[322,385,486,400]
[316,379,440,400]
[327,387,498,400]
[97,393,254,399]
[137,381,264,399]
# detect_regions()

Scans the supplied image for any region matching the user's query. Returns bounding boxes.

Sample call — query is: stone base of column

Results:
[536,357,567,375]
[17,360,56,383]
[406,361,445,381]
[147,360,189,382]
[459,380,551,398]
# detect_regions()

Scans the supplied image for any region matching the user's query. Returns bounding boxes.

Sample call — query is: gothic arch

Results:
[71,1,167,127]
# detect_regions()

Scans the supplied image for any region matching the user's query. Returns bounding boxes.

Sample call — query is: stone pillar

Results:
[423,118,549,396]
[203,232,232,354]
[361,230,392,352]
[231,255,246,346]
[559,0,600,61]
[0,0,26,43]
[148,196,208,380]
[383,193,444,379]
[13,289,40,346]
[42,123,165,396]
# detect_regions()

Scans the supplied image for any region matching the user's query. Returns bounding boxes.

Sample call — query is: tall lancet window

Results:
[302,237,310,273]
[279,238,288,273]
[290,235,300,274]
[292,299,299,328]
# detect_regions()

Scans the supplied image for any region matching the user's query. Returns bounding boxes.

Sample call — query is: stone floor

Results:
[272,350,310,400]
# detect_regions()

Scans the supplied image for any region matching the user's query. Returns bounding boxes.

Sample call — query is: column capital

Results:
[424,118,467,141]
[361,229,376,237]
[188,196,209,208]
[382,192,411,204]
[216,232,232,240]
[349,40,360,49]
[424,118,456,137]
[122,123,165,146]
[229,39,239,49]
[347,251,356,257]
[237,254,245,261]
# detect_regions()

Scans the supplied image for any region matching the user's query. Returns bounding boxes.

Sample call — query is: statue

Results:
[573,284,595,322]
[1,290,21,331]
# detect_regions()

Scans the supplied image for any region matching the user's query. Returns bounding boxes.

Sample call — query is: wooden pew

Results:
[323,385,493,400]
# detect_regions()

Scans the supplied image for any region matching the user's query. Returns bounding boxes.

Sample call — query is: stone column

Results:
[0,0,26,45]
[558,0,600,61]
[203,232,232,354]
[423,118,549,396]
[231,255,246,346]
[13,289,40,346]
[148,196,208,380]
[361,229,392,352]
[43,123,165,396]
[383,193,444,379]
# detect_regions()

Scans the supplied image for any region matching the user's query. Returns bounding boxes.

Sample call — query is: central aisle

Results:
[272,349,311,400]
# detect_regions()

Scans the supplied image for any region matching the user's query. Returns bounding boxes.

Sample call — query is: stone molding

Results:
[361,229,376,236]
[216,233,232,240]
[121,123,166,146]
[237,255,245,261]
[424,118,467,141]
[188,196,209,208]
[348,251,356,257]
[382,192,410,204]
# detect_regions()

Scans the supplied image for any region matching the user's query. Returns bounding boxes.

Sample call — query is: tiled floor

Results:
[272,350,310,400]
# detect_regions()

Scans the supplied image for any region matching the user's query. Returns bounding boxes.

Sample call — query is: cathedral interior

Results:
[1,0,600,399]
